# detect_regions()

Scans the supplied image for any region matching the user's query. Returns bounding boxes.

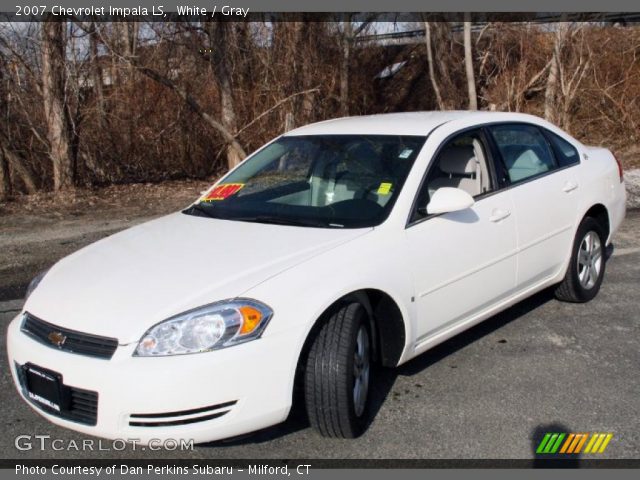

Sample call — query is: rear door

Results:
[486,123,580,289]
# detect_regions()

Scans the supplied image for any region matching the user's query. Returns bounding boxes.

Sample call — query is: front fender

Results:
[241,229,417,394]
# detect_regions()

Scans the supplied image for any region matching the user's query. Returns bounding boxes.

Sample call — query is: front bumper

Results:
[7,313,298,444]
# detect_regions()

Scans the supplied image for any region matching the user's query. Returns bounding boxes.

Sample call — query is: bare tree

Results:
[340,17,352,116]
[41,18,74,190]
[134,64,247,161]
[0,151,9,199]
[422,19,460,109]
[337,14,375,116]
[544,21,570,122]
[481,24,551,111]
[271,21,320,128]
[590,31,640,143]
[111,21,138,83]
[0,138,38,194]
[205,21,244,169]
[0,52,10,199]
[0,147,7,199]
[424,20,445,110]
[88,22,105,124]
[463,14,478,110]
[0,26,40,195]
[557,25,591,131]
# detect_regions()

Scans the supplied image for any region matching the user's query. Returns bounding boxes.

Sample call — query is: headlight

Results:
[25,269,49,301]
[134,299,273,357]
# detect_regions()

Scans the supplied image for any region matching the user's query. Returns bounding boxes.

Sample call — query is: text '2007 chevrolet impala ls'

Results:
[7,112,626,443]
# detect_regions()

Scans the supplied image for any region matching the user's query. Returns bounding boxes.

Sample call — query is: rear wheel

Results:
[555,217,606,303]
[304,302,372,438]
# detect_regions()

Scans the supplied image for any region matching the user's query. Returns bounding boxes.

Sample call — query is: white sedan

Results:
[7,112,626,443]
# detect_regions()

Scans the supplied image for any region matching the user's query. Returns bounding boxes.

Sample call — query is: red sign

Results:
[201,183,244,201]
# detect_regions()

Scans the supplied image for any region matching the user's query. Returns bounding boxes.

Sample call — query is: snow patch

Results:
[624,169,640,209]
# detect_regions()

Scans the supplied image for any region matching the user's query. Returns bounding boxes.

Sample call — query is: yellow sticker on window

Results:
[377,182,393,195]
[200,183,244,201]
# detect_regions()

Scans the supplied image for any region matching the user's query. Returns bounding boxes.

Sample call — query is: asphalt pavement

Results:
[1,211,638,460]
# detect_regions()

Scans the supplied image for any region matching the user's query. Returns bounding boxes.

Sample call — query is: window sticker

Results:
[398,148,413,159]
[377,182,393,195]
[200,183,244,201]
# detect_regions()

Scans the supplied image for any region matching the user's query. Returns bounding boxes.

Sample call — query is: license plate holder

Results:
[22,364,67,412]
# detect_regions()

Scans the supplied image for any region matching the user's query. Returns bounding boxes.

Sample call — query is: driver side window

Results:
[412,130,494,222]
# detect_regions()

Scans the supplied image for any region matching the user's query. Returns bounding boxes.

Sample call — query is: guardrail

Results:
[355,13,640,46]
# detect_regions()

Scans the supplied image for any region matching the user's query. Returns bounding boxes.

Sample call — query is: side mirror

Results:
[426,187,475,215]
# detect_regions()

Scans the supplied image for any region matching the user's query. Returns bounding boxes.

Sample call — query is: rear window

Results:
[545,130,580,167]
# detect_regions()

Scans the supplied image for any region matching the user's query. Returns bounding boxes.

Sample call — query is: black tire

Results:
[304,302,373,438]
[555,216,607,303]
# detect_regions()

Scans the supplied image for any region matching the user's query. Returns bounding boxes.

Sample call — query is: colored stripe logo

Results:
[536,433,613,454]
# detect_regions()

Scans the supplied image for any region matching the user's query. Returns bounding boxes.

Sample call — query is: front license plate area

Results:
[22,364,66,412]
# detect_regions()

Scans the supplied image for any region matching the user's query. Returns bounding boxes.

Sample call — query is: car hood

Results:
[25,212,371,343]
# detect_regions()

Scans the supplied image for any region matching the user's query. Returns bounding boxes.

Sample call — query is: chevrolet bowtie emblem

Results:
[48,331,67,347]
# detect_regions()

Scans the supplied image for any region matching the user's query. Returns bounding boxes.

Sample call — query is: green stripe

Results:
[537,433,552,454]
[550,433,566,453]
[543,434,559,453]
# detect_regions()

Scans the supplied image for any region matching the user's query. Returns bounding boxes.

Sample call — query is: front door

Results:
[405,129,518,345]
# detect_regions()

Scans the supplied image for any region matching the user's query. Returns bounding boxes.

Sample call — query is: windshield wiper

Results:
[234,215,342,228]
[185,206,343,228]
[184,203,217,218]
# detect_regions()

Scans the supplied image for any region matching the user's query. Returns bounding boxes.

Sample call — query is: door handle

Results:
[489,209,511,223]
[563,181,579,193]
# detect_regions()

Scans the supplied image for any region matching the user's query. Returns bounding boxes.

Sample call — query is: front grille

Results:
[129,400,237,427]
[21,312,118,359]
[16,363,99,426]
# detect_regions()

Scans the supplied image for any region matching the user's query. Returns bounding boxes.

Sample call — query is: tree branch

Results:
[234,88,320,139]
[134,64,247,158]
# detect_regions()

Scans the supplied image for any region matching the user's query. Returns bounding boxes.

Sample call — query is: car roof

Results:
[284,111,545,137]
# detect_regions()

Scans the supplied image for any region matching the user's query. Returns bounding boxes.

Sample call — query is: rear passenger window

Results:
[489,124,557,184]
[545,130,580,167]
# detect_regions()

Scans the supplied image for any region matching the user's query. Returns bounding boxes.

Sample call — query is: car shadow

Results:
[200,287,557,448]
[394,287,555,377]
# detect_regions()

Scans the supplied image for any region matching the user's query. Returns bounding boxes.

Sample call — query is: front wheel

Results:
[304,302,373,438]
[555,217,606,303]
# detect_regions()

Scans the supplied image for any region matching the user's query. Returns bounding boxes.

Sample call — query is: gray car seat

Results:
[428,145,481,197]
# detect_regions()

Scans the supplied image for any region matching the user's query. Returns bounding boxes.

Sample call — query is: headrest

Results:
[438,145,477,175]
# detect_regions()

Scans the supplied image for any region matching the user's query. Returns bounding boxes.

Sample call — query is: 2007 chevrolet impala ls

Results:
[7,112,626,443]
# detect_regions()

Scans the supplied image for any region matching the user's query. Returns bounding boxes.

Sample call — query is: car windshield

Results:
[184,134,426,228]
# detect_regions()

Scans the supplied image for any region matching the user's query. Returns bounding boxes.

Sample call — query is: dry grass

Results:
[0,179,213,220]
